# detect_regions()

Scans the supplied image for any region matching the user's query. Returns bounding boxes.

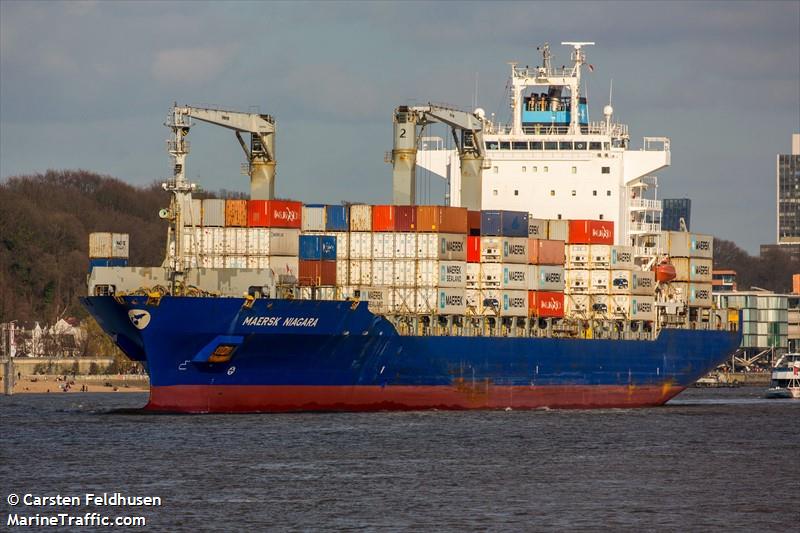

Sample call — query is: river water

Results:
[1,387,797,531]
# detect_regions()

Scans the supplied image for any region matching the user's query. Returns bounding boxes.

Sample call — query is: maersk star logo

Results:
[128,309,151,330]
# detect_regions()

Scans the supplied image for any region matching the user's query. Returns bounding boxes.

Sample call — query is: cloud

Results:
[152,44,238,85]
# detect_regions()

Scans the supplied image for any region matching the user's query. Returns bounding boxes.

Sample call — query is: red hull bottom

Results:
[146,384,686,413]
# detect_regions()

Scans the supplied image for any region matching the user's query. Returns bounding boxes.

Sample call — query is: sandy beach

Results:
[5,375,149,394]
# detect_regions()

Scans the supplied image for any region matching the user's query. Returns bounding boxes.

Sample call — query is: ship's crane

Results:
[390,104,485,209]
[173,104,277,200]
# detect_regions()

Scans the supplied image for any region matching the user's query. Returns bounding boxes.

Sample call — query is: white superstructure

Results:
[415,43,669,256]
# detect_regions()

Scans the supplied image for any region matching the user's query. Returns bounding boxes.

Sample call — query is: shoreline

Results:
[6,375,149,394]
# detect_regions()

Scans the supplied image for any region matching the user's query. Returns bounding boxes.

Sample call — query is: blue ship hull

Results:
[82,296,742,412]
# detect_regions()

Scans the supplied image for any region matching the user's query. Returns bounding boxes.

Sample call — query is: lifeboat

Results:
[653,260,676,283]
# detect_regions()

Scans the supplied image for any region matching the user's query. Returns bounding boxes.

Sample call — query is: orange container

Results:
[247,200,302,228]
[372,205,395,232]
[528,291,565,318]
[793,273,800,294]
[567,220,614,244]
[298,260,337,286]
[528,239,566,265]
[416,206,468,233]
[225,199,248,227]
[467,210,481,236]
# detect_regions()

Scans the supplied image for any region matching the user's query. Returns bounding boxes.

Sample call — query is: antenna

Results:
[609,79,613,105]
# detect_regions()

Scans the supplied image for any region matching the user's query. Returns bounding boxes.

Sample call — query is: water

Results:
[1,388,798,531]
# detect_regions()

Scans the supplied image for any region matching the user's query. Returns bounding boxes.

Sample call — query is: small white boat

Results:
[765,353,800,399]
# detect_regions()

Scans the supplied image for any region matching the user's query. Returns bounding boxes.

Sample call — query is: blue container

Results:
[299,235,337,260]
[480,210,528,237]
[320,236,337,261]
[325,205,349,231]
[88,257,128,272]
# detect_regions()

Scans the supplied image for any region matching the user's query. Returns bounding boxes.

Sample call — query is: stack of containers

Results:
[607,246,656,319]
[324,205,350,287]
[348,204,373,287]
[415,206,468,315]
[564,220,614,318]
[476,210,529,317]
[246,200,302,278]
[200,198,226,269]
[527,234,566,319]
[298,235,337,287]
[88,232,129,271]
[369,205,417,312]
[662,231,714,309]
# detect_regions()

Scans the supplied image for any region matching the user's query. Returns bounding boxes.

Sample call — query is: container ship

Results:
[83,43,741,413]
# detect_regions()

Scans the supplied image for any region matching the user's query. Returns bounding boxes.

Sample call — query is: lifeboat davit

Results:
[653,261,676,283]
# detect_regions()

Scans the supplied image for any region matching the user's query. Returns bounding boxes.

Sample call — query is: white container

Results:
[529,265,566,291]
[336,260,349,286]
[465,288,480,308]
[349,232,373,259]
[267,256,299,279]
[690,258,713,283]
[528,218,548,238]
[610,294,632,316]
[324,232,350,260]
[393,232,418,259]
[566,269,590,292]
[610,246,635,269]
[466,263,480,288]
[565,294,591,316]
[630,296,656,321]
[415,287,437,314]
[416,233,437,259]
[180,198,202,227]
[547,219,569,241]
[590,294,610,316]
[500,290,528,317]
[480,263,528,290]
[662,232,713,259]
[301,205,326,232]
[201,255,225,269]
[567,244,590,267]
[480,237,527,264]
[393,259,416,287]
[589,245,611,268]
[363,287,389,313]
[676,282,712,307]
[590,270,610,294]
[182,229,201,255]
[224,255,247,269]
[371,259,394,286]
[111,233,130,258]
[211,227,225,255]
[610,270,634,294]
[349,204,372,232]
[372,233,395,259]
[417,260,466,288]
[436,233,467,261]
[89,233,112,258]
[632,271,656,295]
[201,228,215,256]
[201,199,226,227]
[391,287,416,312]
[349,260,372,285]
[224,228,238,255]
[689,234,714,259]
[672,258,691,281]
[435,287,467,315]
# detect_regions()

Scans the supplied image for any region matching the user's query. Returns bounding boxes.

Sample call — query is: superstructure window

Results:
[522,166,527,172]
[543,166,549,172]
[606,190,611,196]
[531,141,543,150]
[589,142,602,150]
[571,166,577,174]
[559,141,573,150]
[493,189,498,196]
[544,141,558,150]
[550,190,555,196]
[557,214,562,220]
[486,141,499,150]
[601,167,610,174]
[603,142,610,150]
[512,141,528,150]
[575,141,587,150]
[514,190,519,196]
[499,141,511,150]
[571,190,576,196]
[593,190,597,196]
[532,166,538,172]
[493,166,498,173]
[599,214,604,220]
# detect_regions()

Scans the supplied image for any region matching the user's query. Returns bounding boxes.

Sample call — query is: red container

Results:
[528,239,566,265]
[298,260,337,286]
[372,205,395,232]
[528,291,565,318]
[467,236,481,263]
[467,210,481,236]
[416,206,468,233]
[567,220,614,244]
[395,205,416,232]
[247,200,302,228]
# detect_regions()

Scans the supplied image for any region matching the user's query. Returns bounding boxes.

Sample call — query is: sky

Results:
[1,0,798,253]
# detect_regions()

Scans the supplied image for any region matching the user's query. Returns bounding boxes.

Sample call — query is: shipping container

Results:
[416,206,468,233]
[590,270,610,294]
[415,287,437,313]
[609,294,632,316]
[89,232,113,258]
[610,270,634,294]
[565,294,591,315]
[610,245,635,269]
[632,270,656,295]
[690,258,713,283]
[349,204,373,232]
[210,227,225,255]
[589,245,611,268]
[527,218,548,239]
[204,255,226,269]
[348,259,372,285]
[529,265,566,292]
[566,269,590,292]
[793,273,800,295]
[267,256,299,280]
[465,263,480,288]
[467,210,481,236]
[566,244,590,267]
[323,232,349,260]
[247,200,302,228]
[590,294,610,316]
[480,237,527,264]
[224,255,247,269]
[435,287,467,315]
[547,219,569,241]
[224,199,248,227]
[660,231,714,259]
[298,260,337,286]
[371,260,394,286]
[480,210,529,237]
[393,232,417,259]
[674,282,712,307]
[371,205,395,232]
[528,239,565,265]
[325,205,349,232]
[395,205,416,232]
[528,291,565,318]
[481,263,528,290]
[202,199,226,227]
[372,233,395,259]
[363,287,390,313]
[391,288,416,313]
[630,296,656,321]
[180,198,203,227]
[416,233,467,261]
[568,220,614,245]
[201,228,217,256]
[299,235,337,261]
[416,260,467,288]
[301,204,326,232]
[501,290,529,316]
[223,228,247,255]
[393,259,416,287]
[110,233,130,258]
[182,228,202,255]
[465,288,480,308]
[336,260,349,286]
[349,232,373,259]
[467,236,481,263]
